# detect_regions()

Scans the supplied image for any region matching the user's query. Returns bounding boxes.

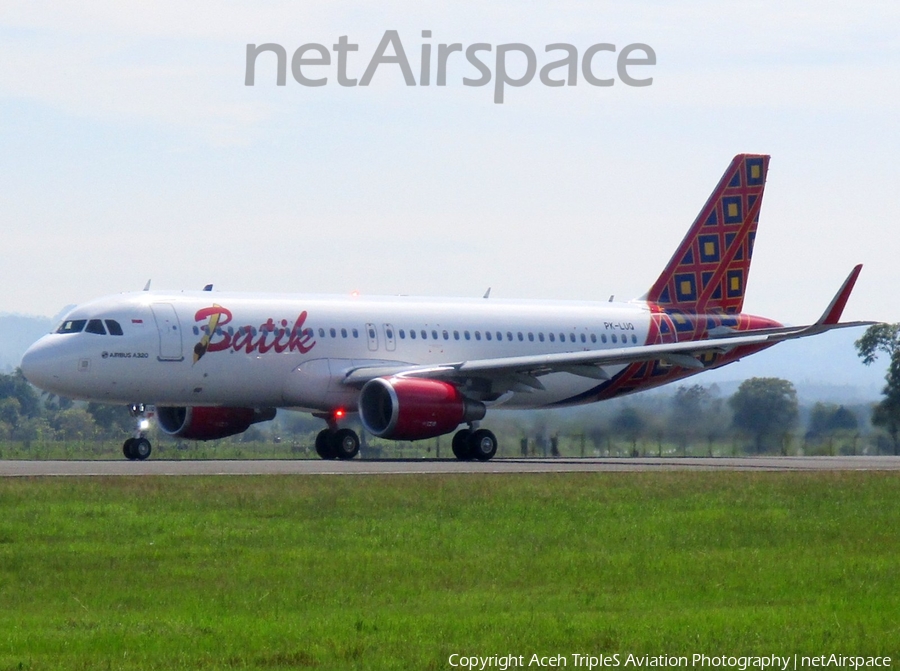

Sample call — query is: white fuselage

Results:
[22,291,654,411]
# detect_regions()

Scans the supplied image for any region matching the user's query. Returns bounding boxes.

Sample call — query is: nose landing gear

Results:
[123,404,154,461]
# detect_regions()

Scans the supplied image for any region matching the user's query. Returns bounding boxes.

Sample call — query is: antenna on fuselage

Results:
[609,295,614,302]
[143,280,151,291]
[483,287,491,299]
[203,284,213,291]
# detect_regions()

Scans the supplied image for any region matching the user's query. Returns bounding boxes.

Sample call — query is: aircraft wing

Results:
[341,265,876,392]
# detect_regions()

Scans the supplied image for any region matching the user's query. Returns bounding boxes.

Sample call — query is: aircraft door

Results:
[150,303,184,361]
[383,324,396,352]
[365,323,378,352]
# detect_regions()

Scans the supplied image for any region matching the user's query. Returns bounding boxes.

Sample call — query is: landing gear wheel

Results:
[469,429,498,461]
[315,429,337,460]
[133,438,152,461]
[452,429,473,461]
[123,438,137,460]
[332,429,360,460]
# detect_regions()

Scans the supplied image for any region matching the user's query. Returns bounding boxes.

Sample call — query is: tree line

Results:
[0,367,878,456]
[0,369,132,444]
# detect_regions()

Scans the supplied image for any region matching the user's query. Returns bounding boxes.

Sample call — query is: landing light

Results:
[351,291,360,298]
[139,419,150,431]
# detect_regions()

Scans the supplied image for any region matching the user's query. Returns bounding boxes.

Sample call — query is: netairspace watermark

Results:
[446,653,893,671]
[245,30,656,103]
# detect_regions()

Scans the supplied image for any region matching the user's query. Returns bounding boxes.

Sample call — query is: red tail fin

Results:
[645,154,770,315]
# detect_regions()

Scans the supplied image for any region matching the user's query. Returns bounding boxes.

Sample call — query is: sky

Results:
[1,1,898,329]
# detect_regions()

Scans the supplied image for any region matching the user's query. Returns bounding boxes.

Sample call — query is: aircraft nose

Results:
[20,337,64,393]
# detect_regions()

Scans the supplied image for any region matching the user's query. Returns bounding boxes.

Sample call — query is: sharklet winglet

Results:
[816,264,863,326]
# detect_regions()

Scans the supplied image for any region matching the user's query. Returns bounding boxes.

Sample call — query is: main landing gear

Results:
[123,403,153,461]
[314,412,360,460]
[451,427,498,461]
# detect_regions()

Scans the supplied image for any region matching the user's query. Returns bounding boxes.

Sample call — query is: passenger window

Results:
[464,331,471,340]
[410,330,417,340]
[454,331,460,340]
[352,329,359,338]
[569,333,576,343]
[443,330,449,340]
[475,331,481,341]
[538,333,545,342]
[85,319,106,335]
[517,332,524,341]
[399,329,406,339]
[591,334,597,343]
[559,333,565,342]
[612,334,618,343]
[421,330,427,339]
[496,332,502,341]
[341,328,348,338]
[601,334,608,343]
[385,328,393,339]
[485,331,492,341]
[57,319,87,334]
[330,328,337,338]
[506,332,513,341]
[632,334,638,344]
[105,320,124,336]
[318,328,325,337]
[528,333,534,342]
[581,333,586,343]
[431,330,438,340]
[549,333,555,342]
[368,328,376,339]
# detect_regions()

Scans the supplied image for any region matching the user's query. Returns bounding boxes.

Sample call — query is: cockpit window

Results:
[57,319,87,334]
[105,320,124,336]
[85,319,107,335]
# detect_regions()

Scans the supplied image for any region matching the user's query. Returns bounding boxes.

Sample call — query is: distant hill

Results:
[0,308,74,373]
[0,314,54,372]
[696,328,886,404]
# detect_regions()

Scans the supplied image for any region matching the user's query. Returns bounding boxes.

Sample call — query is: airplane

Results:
[20,154,873,461]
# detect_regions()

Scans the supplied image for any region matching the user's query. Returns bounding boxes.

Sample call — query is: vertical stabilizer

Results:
[645,154,770,314]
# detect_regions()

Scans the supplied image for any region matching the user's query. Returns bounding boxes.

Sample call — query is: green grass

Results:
[0,473,898,669]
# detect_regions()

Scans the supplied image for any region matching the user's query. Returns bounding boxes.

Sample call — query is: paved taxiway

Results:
[0,456,898,476]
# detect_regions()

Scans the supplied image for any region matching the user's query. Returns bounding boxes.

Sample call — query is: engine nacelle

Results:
[359,377,485,441]
[156,406,277,441]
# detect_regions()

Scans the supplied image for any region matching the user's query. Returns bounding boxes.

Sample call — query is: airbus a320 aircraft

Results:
[21,154,871,461]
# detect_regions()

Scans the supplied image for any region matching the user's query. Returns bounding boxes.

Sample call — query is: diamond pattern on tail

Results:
[646,154,769,315]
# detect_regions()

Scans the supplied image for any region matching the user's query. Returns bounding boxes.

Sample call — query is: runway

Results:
[0,456,898,476]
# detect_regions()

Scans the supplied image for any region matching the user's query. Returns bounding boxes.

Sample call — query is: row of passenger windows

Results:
[317,327,359,339]
[313,326,639,346]
[57,319,124,336]
[395,328,638,345]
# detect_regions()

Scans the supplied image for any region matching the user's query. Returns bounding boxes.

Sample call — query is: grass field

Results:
[0,472,898,670]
